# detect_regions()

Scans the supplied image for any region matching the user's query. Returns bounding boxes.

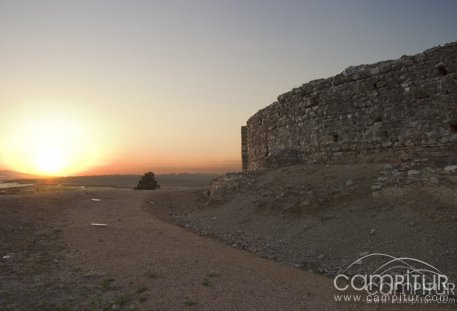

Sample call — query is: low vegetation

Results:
[134,172,160,190]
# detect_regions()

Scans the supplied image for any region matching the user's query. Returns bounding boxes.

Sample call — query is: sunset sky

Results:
[1,0,456,176]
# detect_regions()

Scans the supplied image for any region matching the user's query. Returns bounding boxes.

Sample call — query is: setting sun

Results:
[35,147,66,175]
[0,103,114,176]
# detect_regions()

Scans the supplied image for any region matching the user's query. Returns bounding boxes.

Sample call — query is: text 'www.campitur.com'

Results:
[334,294,456,304]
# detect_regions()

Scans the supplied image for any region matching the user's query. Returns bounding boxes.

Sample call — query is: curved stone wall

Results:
[244,42,457,170]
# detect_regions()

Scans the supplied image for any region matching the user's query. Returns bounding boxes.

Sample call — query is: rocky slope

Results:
[174,163,457,281]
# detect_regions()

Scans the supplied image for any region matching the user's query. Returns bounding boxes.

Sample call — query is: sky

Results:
[0,0,456,175]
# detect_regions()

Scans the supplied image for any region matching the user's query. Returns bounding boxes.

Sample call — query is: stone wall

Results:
[243,42,457,171]
[241,126,248,171]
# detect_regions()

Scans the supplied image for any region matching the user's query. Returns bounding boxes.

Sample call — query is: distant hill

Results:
[6,173,220,189]
[0,170,38,181]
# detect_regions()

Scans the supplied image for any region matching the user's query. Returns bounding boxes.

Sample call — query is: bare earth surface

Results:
[0,185,455,310]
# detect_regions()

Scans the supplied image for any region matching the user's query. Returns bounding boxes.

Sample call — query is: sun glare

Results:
[35,147,66,175]
[1,104,111,176]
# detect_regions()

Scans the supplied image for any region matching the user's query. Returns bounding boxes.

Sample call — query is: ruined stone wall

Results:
[241,126,248,171]
[244,42,457,171]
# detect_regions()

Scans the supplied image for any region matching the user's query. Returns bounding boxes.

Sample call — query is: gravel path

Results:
[63,189,343,310]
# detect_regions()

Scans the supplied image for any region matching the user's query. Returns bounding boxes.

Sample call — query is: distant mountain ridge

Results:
[0,170,38,180]
[2,172,220,189]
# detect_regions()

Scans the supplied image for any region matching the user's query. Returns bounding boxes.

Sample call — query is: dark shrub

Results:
[134,172,160,190]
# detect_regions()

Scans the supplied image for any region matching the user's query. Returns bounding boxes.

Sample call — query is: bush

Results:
[134,172,160,190]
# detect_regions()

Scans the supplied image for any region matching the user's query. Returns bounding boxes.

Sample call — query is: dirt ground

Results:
[0,183,455,310]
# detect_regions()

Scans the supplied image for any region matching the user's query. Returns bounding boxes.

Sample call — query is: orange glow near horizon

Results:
[0,102,240,176]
